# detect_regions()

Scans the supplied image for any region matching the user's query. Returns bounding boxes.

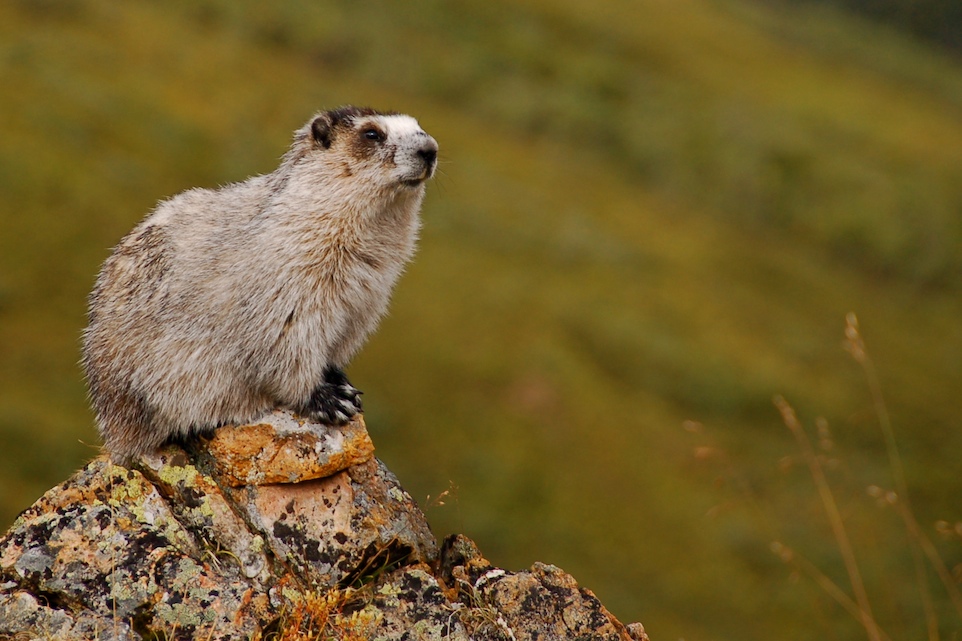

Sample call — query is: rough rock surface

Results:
[0,411,648,640]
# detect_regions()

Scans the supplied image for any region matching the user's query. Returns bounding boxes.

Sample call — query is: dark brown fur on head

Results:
[309,106,399,149]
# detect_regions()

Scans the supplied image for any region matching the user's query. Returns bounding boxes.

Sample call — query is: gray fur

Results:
[83,107,438,461]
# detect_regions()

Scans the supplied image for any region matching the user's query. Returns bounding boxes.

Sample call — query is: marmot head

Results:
[291,106,438,191]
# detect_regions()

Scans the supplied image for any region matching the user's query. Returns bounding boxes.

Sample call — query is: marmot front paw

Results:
[298,367,363,424]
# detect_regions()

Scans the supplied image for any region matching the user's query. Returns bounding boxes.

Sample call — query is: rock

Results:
[0,455,275,638]
[437,535,648,641]
[0,411,646,640]
[202,410,375,486]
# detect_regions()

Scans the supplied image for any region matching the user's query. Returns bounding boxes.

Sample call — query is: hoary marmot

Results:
[83,106,438,461]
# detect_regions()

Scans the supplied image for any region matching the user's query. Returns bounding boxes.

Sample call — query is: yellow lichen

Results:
[155,460,202,490]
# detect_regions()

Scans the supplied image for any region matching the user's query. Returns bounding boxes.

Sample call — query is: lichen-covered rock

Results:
[0,459,266,639]
[138,446,273,585]
[365,565,473,640]
[0,411,646,640]
[0,590,134,640]
[203,410,375,486]
[438,535,648,641]
[228,456,436,588]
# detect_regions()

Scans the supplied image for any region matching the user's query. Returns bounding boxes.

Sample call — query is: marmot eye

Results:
[362,128,385,142]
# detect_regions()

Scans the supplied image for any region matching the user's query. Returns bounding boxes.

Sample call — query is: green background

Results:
[2,1,961,639]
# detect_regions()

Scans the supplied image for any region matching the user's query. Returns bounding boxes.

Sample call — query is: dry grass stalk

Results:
[774,394,883,641]
[846,313,962,638]
[769,541,894,641]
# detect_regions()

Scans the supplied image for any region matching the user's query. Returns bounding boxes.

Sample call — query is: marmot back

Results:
[83,106,438,461]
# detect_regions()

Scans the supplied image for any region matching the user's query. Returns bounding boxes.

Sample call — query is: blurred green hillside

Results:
[787,0,962,53]
[2,1,962,640]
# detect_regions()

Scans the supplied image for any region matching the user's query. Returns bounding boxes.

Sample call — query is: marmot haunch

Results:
[83,106,438,461]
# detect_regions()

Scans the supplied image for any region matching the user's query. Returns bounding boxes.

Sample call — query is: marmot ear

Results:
[311,114,334,149]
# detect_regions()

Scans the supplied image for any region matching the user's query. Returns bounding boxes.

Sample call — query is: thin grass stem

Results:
[770,542,894,641]
[774,395,883,641]
[846,313,962,630]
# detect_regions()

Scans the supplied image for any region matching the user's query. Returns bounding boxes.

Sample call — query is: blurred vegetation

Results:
[786,0,962,53]
[1,1,961,640]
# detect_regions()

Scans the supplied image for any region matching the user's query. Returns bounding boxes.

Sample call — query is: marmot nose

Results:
[417,143,438,168]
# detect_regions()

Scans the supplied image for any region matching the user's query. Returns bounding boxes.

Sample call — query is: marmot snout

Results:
[83,106,438,461]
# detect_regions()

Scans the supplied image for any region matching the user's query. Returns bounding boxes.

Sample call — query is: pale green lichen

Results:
[411,618,447,639]
[155,461,202,490]
[94,526,129,557]
[376,582,402,608]
[281,585,307,604]
[106,570,154,616]
[104,469,149,505]
[168,557,204,591]
[98,472,198,556]
[153,600,205,628]
[105,479,151,521]
[183,495,217,521]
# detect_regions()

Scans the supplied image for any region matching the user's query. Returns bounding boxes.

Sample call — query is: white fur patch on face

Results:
[377,114,425,140]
